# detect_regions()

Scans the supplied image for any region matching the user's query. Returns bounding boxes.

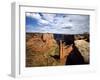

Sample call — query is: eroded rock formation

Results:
[75,40,89,63]
[26,33,59,67]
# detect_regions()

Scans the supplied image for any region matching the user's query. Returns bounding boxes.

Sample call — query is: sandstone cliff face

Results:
[26,33,59,67]
[75,40,89,63]
[26,33,90,67]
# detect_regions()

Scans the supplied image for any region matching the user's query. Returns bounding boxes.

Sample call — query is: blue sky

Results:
[26,12,89,34]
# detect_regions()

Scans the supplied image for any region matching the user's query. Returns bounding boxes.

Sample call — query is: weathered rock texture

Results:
[26,33,90,67]
[75,40,89,63]
[26,33,60,67]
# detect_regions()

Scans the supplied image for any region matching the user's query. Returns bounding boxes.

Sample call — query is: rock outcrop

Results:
[75,40,89,63]
[26,33,59,67]
[26,33,90,66]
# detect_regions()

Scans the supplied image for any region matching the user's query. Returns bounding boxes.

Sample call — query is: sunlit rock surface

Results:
[75,40,89,63]
[26,33,60,67]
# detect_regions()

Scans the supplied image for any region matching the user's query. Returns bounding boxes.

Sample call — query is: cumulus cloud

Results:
[26,13,49,25]
[26,13,89,34]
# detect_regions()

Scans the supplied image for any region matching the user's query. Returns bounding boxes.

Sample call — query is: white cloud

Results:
[41,14,55,23]
[26,13,41,19]
[38,19,49,25]
[26,13,89,34]
[26,13,49,25]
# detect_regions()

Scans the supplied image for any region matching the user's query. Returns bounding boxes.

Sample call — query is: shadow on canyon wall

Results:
[26,33,89,67]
